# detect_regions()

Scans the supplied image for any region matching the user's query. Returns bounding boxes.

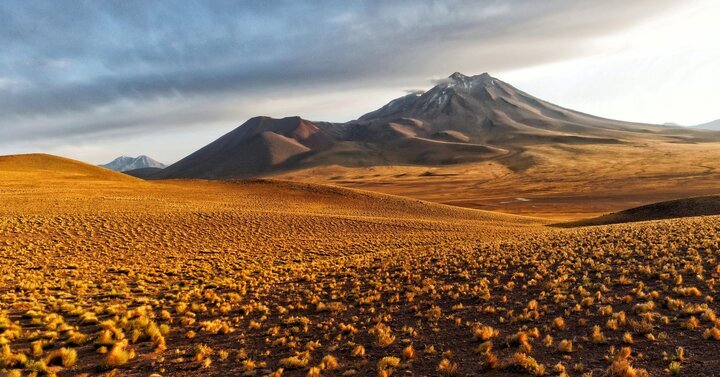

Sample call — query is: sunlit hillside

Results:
[1,154,719,376]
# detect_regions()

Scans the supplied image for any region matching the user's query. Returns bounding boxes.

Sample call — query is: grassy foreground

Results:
[1,155,719,376]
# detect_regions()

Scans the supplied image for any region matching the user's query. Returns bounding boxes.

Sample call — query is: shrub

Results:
[437,358,458,376]
[45,347,77,367]
[472,325,498,341]
[402,345,415,360]
[557,339,573,353]
[104,340,134,368]
[512,352,545,376]
[377,356,401,376]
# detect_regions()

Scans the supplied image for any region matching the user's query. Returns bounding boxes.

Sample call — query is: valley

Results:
[277,142,720,220]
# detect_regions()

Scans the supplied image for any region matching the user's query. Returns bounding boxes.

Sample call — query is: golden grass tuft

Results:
[557,339,573,353]
[377,356,401,376]
[44,347,77,368]
[437,358,458,376]
[104,340,134,368]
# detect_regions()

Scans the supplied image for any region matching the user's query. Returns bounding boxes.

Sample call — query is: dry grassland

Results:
[1,155,720,376]
[276,143,720,221]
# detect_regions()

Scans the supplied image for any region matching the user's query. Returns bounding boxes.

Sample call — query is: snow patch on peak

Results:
[444,72,495,92]
[449,72,469,81]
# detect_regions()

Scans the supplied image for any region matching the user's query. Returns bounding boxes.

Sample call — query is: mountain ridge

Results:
[101,155,166,172]
[154,72,720,180]
[691,119,720,131]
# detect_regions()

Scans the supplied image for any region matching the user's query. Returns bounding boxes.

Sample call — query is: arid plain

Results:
[2,153,720,376]
[277,142,720,221]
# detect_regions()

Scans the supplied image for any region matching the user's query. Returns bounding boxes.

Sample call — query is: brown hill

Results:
[0,153,541,226]
[555,194,720,227]
[154,116,333,179]
[0,153,140,184]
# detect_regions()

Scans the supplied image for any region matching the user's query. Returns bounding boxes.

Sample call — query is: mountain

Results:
[155,116,336,179]
[356,72,708,145]
[691,119,720,131]
[100,155,166,172]
[156,72,720,180]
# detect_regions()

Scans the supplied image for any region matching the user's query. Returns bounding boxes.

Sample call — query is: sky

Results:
[1,0,719,164]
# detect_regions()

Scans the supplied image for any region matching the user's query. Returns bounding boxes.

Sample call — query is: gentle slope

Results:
[555,194,720,227]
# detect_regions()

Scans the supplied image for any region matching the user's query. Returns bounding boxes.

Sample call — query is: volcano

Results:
[156,72,720,179]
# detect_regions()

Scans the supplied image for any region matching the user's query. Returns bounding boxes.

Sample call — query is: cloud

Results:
[0,0,686,151]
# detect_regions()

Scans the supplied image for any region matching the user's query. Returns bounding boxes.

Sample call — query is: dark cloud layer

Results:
[0,0,681,143]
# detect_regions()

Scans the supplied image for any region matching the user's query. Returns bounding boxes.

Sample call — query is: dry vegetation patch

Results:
[1,155,720,375]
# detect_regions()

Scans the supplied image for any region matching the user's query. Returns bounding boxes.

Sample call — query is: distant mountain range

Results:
[153,72,720,180]
[100,155,166,172]
[691,119,720,131]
